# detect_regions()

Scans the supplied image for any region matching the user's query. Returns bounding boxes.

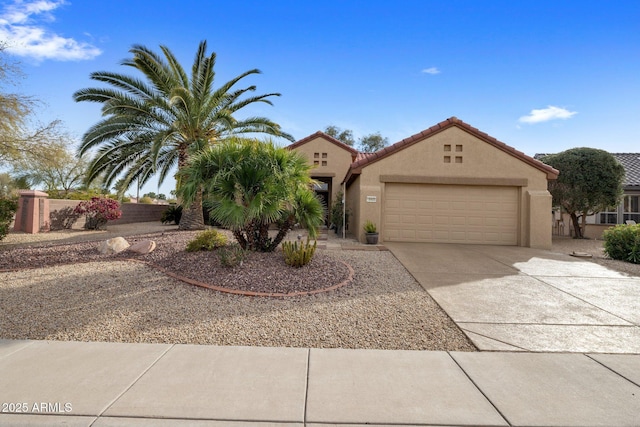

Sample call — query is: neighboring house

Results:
[535,153,640,238]
[593,154,640,226]
[290,117,559,249]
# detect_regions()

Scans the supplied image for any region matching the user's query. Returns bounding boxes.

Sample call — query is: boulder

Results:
[128,240,156,254]
[98,237,130,254]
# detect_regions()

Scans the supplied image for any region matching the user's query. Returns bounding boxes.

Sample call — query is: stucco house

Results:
[537,153,640,238]
[289,117,559,249]
[592,154,640,226]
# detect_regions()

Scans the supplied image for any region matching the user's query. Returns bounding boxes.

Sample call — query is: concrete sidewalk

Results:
[1,340,640,426]
[386,242,640,353]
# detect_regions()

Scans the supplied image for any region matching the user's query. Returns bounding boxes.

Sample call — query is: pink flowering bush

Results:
[73,197,122,230]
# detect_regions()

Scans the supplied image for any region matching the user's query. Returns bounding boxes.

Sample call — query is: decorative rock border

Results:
[127,258,355,297]
[1,257,356,298]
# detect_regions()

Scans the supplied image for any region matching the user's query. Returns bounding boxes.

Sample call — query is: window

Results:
[444,144,451,152]
[322,153,328,158]
[313,182,329,191]
[456,144,463,152]
[314,153,319,158]
[322,161,327,166]
[624,195,640,223]
[599,206,618,224]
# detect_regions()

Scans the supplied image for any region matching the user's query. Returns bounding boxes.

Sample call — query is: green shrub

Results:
[363,220,377,233]
[282,237,317,267]
[185,229,228,252]
[218,243,246,267]
[161,205,182,224]
[603,224,640,263]
[0,197,18,241]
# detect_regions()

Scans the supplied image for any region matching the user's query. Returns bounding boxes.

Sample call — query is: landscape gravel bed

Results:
[0,231,350,295]
[0,231,476,351]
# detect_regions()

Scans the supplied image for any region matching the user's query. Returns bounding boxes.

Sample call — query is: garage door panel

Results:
[451,216,466,226]
[385,214,401,225]
[400,229,416,239]
[467,216,484,226]
[416,230,432,240]
[384,184,518,245]
[451,201,467,210]
[401,215,416,224]
[417,215,433,225]
[386,199,401,209]
[434,230,452,240]
[434,216,449,225]
[485,217,500,226]
[401,200,416,209]
[451,231,467,240]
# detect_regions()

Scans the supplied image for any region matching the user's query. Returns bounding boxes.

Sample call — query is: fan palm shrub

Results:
[179,138,324,252]
[73,41,293,230]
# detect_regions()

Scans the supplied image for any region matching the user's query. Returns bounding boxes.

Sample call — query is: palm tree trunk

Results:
[178,189,205,230]
[268,216,296,251]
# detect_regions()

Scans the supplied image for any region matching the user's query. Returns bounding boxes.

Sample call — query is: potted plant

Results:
[363,220,379,244]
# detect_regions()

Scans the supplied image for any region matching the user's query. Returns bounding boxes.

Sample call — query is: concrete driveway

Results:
[386,242,640,353]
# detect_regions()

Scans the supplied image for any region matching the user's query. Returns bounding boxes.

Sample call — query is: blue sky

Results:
[1,0,639,197]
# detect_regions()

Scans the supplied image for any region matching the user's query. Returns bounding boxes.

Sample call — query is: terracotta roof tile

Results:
[355,152,375,162]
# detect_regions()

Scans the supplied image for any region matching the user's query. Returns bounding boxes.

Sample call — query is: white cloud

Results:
[0,0,101,61]
[421,67,440,75]
[519,106,577,124]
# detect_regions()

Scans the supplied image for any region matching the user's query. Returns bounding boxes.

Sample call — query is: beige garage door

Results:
[384,184,519,245]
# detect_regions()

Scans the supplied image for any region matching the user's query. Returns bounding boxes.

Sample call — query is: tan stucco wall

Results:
[291,136,354,209]
[346,175,361,235]
[584,224,613,240]
[527,190,553,248]
[349,126,553,248]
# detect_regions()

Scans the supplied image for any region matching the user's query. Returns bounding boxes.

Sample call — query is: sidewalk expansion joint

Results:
[448,352,513,427]
[303,348,311,424]
[585,354,640,389]
[95,343,175,418]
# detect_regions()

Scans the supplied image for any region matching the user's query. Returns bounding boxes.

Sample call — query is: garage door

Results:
[384,184,519,245]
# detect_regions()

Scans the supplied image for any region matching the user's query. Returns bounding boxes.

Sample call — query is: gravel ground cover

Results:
[551,236,640,277]
[0,230,476,351]
[0,231,350,295]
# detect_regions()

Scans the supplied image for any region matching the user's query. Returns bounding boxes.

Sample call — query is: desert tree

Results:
[541,148,624,238]
[74,41,293,229]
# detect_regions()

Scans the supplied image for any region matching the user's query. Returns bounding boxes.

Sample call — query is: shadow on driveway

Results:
[386,242,640,353]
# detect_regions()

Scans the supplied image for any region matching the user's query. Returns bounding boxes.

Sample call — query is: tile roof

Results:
[611,154,640,187]
[287,131,359,155]
[344,117,559,185]
[354,152,375,162]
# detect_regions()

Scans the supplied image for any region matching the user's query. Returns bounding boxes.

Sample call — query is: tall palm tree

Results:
[73,41,294,229]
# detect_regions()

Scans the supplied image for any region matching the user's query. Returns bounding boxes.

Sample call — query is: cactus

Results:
[282,237,317,267]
